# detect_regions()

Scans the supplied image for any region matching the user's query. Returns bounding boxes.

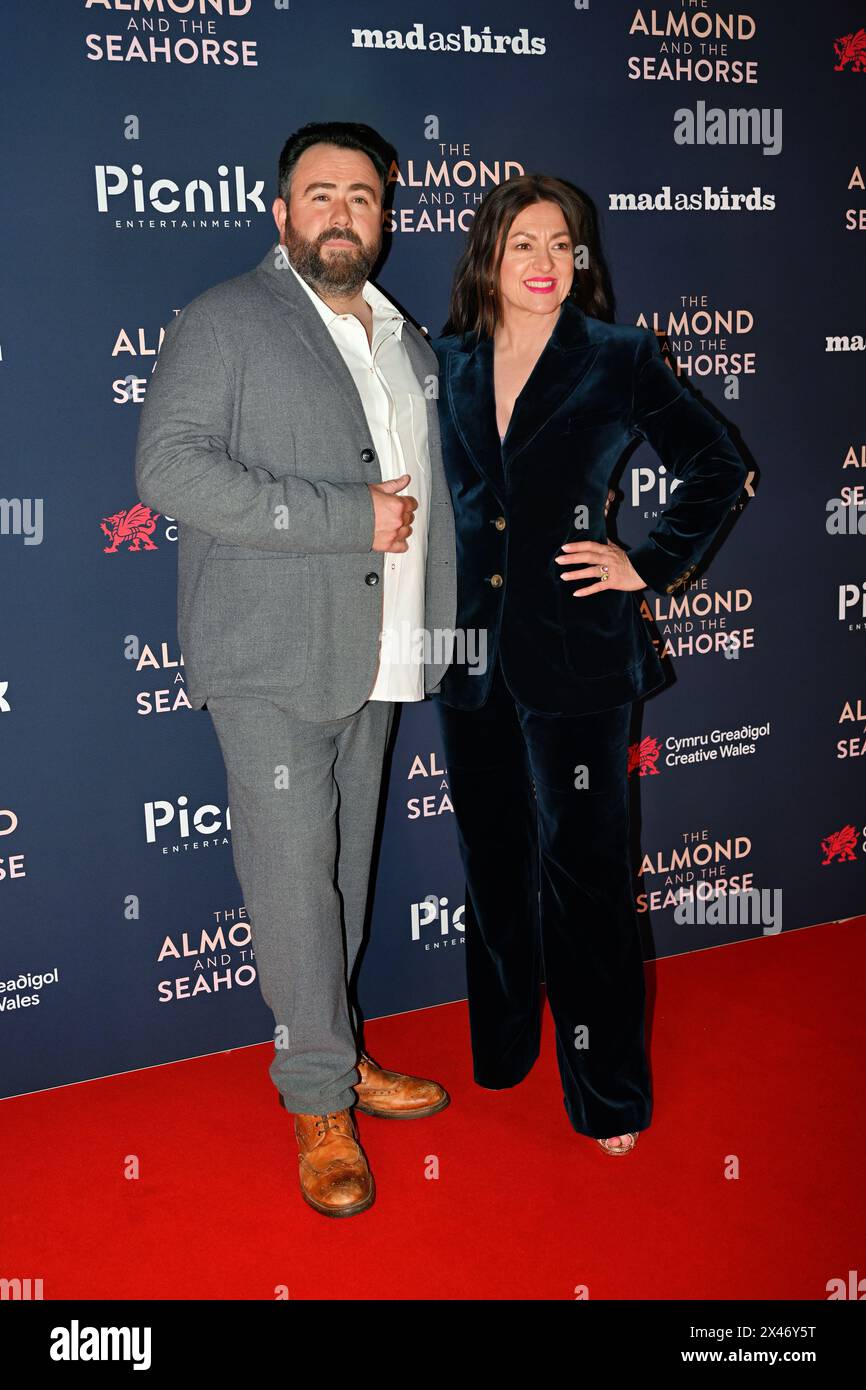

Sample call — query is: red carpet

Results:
[2,919,864,1300]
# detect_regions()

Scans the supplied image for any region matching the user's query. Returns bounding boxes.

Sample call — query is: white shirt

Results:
[278,246,430,702]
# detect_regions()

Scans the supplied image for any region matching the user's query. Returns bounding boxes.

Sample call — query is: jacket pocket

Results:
[209,543,305,559]
[558,583,635,680]
[200,555,309,689]
[560,407,627,433]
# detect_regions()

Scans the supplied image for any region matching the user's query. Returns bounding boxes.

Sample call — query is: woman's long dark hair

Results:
[442,173,614,339]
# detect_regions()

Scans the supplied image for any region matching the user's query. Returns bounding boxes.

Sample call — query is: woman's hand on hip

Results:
[555,537,647,597]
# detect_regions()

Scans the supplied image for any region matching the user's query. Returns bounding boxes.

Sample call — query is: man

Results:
[135,122,457,1218]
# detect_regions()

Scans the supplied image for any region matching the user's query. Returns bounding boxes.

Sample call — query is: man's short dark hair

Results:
[277,122,396,205]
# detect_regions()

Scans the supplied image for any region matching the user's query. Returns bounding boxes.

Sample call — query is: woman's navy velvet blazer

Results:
[429,298,748,716]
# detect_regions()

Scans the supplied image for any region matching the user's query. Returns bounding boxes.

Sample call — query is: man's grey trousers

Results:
[206,693,395,1114]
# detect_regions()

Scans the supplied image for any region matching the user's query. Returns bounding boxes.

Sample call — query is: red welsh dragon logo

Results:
[628,736,661,776]
[834,28,866,70]
[101,502,160,552]
[820,825,859,864]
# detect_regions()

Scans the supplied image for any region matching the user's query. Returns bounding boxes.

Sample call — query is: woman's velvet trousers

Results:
[436,655,652,1139]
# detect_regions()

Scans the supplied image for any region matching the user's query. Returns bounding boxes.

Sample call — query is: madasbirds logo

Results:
[350,22,545,56]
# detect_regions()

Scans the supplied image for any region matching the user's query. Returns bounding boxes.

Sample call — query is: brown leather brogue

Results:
[354,1051,450,1119]
[292,1109,375,1218]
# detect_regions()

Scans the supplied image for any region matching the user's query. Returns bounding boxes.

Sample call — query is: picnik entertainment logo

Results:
[94,164,266,230]
[410,894,465,949]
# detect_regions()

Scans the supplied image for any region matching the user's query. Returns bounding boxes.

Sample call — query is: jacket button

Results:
[365,572,379,586]
[493,516,507,531]
[667,565,696,593]
[488,574,503,588]
[360,448,375,462]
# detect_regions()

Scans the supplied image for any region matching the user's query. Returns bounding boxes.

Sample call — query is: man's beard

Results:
[282,218,379,297]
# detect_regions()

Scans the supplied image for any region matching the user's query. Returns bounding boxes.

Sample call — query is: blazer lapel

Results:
[446,334,506,501]
[446,299,602,498]
[255,244,372,440]
[257,244,449,506]
[503,299,601,465]
[256,245,448,483]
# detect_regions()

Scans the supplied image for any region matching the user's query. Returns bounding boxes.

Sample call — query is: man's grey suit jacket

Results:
[134,243,457,720]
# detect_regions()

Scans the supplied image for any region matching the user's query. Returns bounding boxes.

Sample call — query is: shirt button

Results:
[488,574,503,588]
[360,448,375,462]
[493,516,507,531]
[365,572,379,586]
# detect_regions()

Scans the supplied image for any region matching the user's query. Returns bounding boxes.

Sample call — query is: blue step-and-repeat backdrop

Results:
[2,1,865,1098]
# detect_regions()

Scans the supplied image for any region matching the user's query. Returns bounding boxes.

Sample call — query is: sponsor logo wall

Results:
[2,1,864,1096]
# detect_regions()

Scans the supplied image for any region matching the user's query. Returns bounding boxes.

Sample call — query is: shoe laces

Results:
[313,1111,345,1138]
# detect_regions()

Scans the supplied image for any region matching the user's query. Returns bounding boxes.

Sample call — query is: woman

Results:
[430,175,747,1154]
